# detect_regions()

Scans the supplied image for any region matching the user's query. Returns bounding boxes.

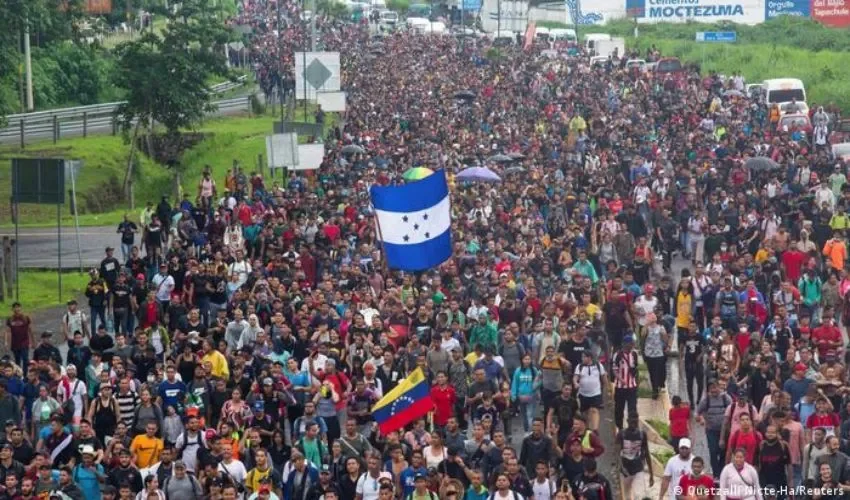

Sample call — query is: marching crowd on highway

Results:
[4,1,850,500]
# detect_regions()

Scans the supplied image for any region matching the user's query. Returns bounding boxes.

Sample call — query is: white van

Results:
[763,78,806,106]
[549,28,577,42]
[584,33,611,51]
[427,21,447,34]
[492,30,516,46]
[406,17,430,33]
[535,27,550,42]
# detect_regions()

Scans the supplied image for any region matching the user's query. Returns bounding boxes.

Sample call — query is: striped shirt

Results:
[115,390,139,425]
[612,350,638,389]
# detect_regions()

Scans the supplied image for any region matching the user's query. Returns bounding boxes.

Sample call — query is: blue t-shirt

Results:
[158,380,187,410]
[399,466,428,498]
[73,464,104,500]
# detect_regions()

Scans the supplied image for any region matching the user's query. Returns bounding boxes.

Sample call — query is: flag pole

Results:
[371,206,390,275]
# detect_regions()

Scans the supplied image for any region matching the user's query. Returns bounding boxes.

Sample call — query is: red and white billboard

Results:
[811,0,850,26]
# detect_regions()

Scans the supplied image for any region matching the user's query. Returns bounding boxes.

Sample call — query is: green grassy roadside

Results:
[537,17,850,110]
[10,270,90,311]
[0,106,327,229]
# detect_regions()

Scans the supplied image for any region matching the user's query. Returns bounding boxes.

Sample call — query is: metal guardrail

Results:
[0,76,250,147]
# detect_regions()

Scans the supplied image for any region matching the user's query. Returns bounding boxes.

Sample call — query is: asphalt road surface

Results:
[0,225,119,269]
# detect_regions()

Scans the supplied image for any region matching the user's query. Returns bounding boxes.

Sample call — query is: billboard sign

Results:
[626,0,765,23]
[765,0,811,17]
[812,0,850,26]
[696,31,737,41]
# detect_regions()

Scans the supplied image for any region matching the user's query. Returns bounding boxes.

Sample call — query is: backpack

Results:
[163,473,201,499]
[580,481,606,500]
[722,403,754,446]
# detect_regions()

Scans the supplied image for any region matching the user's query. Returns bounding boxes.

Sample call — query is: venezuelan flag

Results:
[372,368,434,435]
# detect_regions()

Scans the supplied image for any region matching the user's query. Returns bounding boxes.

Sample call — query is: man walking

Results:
[611,335,639,431]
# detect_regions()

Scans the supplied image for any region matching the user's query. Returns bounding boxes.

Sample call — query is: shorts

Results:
[621,457,644,476]
[579,394,603,410]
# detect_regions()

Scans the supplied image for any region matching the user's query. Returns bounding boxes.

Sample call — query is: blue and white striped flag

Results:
[369,170,453,271]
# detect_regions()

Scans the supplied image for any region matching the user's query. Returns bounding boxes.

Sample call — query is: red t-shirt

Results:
[781,250,805,282]
[812,325,841,357]
[669,406,691,438]
[430,385,456,426]
[728,430,762,464]
[806,412,840,436]
[678,474,715,500]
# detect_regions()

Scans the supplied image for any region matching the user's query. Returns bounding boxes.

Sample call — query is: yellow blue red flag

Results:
[372,368,434,434]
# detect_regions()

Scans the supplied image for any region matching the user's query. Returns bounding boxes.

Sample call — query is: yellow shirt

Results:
[754,248,770,264]
[465,352,481,367]
[202,350,230,379]
[246,467,272,493]
[130,434,163,468]
[676,292,693,328]
[581,303,601,320]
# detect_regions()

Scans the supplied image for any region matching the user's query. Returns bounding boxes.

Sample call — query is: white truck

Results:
[593,37,625,59]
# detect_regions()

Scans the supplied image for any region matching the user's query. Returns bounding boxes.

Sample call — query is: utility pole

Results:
[24,23,33,112]
[311,0,317,51]
[497,0,501,35]
[276,0,284,118]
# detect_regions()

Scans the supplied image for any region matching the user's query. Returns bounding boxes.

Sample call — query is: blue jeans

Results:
[90,305,106,334]
[706,428,723,478]
[12,348,28,370]
[121,243,133,263]
[196,296,211,327]
[518,398,537,433]
[792,463,802,489]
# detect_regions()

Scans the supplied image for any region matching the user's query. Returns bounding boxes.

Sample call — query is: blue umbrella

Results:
[456,166,501,183]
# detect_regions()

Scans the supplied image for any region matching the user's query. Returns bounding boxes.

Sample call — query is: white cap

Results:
[80,444,96,456]
[678,438,692,449]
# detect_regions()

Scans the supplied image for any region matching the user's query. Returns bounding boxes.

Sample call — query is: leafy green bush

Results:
[647,418,671,440]
[544,17,850,111]
[30,43,120,109]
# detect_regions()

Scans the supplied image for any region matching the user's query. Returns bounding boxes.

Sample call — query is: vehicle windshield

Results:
[656,59,682,72]
[767,88,804,104]
[781,116,809,128]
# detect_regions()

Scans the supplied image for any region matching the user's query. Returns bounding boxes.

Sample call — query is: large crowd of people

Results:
[3,1,850,500]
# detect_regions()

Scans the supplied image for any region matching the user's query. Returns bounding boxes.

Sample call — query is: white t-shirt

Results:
[633,296,658,327]
[217,459,247,484]
[57,378,86,418]
[664,455,694,500]
[492,491,525,500]
[574,363,605,397]
[355,472,381,500]
[532,478,556,500]
[151,273,175,302]
[301,354,329,374]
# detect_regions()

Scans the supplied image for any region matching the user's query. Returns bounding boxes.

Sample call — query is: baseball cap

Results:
[263,377,274,386]
[320,464,331,474]
[644,284,654,293]
[795,362,807,372]
[378,471,393,482]
[623,335,635,344]
[80,444,96,456]
[253,401,265,412]
[174,460,186,469]
[678,438,692,449]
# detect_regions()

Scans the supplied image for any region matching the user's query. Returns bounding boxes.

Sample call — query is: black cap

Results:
[105,246,114,252]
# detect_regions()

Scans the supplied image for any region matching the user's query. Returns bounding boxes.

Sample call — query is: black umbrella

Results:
[488,154,513,163]
[453,90,476,101]
[341,144,365,154]
[745,157,779,172]
[508,152,526,160]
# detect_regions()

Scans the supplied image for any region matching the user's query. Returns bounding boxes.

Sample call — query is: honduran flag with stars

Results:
[372,368,434,435]
[369,169,452,271]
